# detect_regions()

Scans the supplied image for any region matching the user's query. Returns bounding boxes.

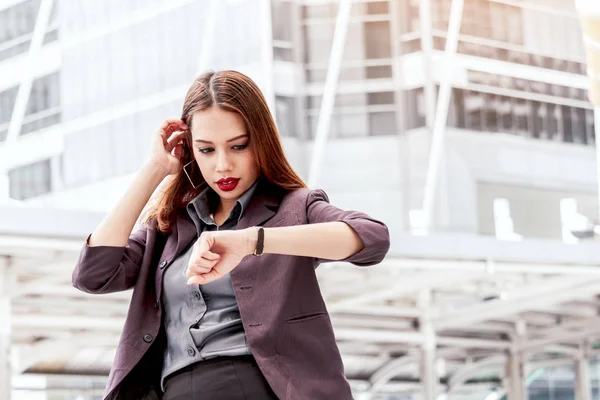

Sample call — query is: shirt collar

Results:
[186,180,260,231]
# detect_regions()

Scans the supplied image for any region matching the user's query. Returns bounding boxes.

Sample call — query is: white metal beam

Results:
[370,354,420,393]
[434,275,600,329]
[447,356,505,393]
[519,318,600,351]
[12,339,77,374]
[419,0,436,129]
[307,0,353,187]
[419,290,437,400]
[506,349,526,400]
[12,314,124,331]
[575,342,592,400]
[421,0,464,230]
[335,329,424,345]
[596,107,600,220]
[328,270,486,312]
[5,0,53,145]
[0,256,13,400]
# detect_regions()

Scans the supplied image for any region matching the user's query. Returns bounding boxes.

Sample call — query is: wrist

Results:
[143,161,169,180]
[245,227,259,256]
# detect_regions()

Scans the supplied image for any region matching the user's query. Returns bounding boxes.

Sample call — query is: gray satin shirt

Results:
[160,181,258,389]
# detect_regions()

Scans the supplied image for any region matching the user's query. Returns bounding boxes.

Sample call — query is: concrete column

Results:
[0,256,13,400]
[506,321,527,400]
[419,290,437,400]
[506,350,526,400]
[419,0,436,129]
[575,342,592,400]
[595,106,600,220]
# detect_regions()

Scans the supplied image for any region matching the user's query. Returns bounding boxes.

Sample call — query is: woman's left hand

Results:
[186,229,257,285]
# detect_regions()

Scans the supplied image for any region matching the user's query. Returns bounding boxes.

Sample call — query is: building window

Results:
[447,88,592,146]
[367,91,395,106]
[364,21,391,59]
[366,65,392,79]
[0,72,61,141]
[8,158,52,200]
[302,3,337,19]
[303,23,333,64]
[272,1,293,42]
[275,95,297,137]
[366,2,389,15]
[405,87,426,130]
[397,0,420,34]
[369,111,396,136]
[0,0,59,61]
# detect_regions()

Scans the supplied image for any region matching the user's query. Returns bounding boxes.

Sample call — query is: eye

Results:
[197,148,214,154]
[232,143,248,151]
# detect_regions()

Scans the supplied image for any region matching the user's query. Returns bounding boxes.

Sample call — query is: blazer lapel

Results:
[155,212,197,297]
[236,191,278,230]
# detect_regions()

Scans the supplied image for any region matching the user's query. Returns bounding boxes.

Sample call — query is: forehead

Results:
[190,107,246,141]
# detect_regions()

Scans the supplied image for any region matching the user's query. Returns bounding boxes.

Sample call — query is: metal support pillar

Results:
[421,0,464,230]
[419,290,437,400]
[595,107,600,220]
[0,257,13,400]
[307,0,353,188]
[506,321,527,400]
[419,0,436,129]
[506,351,526,400]
[575,341,592,400]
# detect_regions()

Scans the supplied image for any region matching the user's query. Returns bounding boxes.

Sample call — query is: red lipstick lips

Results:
[216,177,240,192]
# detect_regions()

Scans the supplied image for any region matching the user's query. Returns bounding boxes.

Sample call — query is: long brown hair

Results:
[142,70,306,233]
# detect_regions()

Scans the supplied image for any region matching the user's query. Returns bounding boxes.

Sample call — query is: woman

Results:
[72,70,390,400]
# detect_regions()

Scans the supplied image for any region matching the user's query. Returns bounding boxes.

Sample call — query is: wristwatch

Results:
[253,227,264,256]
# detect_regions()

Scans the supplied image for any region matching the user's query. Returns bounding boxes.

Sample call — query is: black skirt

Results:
[162,355,278,400]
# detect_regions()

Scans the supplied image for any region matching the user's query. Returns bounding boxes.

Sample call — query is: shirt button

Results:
[143,334,153,343]
[194,292,201,300]
[159,261,168,269]
[187,347,196,356]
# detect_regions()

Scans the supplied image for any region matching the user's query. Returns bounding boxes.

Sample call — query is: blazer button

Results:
[143,334,153,343]
[159,261,168,269]
[187,347,196,356]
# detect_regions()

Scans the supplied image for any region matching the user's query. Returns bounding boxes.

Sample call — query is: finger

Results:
[186,254,219,275]
[186,263,213,276]
[162,118,188,129]
[200,251,220,261]
[161,120,188,141]
[165,131,186,152]
[187,270,222,285]
[172,143,183,159]
[196,234,214,255]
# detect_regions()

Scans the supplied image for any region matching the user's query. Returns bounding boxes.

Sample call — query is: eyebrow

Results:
[194,134,248,144]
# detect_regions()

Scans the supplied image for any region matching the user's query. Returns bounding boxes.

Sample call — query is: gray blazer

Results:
[72,181,391,400]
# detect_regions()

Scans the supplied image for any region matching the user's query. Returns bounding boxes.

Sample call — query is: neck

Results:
[216,198,237,218]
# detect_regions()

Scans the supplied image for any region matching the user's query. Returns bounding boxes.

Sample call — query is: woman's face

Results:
[189,106,260,202]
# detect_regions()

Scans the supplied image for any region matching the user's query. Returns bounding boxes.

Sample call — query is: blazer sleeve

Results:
[306,189,390,266]
[71,222,151,294]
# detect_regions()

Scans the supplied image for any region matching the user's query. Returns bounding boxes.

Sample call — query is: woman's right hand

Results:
[147,118,189,176]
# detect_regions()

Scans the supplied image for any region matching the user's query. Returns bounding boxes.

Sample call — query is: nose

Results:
[215,150,232,173]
